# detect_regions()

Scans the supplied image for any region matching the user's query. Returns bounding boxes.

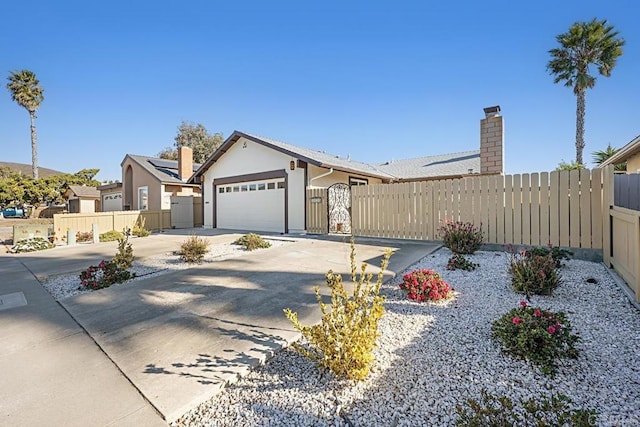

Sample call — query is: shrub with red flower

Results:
[491,301,579,375]
[399,269,452,302]
[79,260,132,290]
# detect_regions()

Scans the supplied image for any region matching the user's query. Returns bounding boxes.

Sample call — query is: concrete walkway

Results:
[0,256,165,426]
[2,231,439,423]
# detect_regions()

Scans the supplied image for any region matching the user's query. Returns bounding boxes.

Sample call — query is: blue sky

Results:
[2,0,639,182]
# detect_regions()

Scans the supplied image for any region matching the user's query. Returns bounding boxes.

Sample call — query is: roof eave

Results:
[600,134,640,167]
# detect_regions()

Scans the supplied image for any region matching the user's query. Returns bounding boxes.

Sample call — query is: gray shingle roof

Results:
[243,133,396,180]
[125,154,202,185]
[376,150,481,180]
[192,131,485,182]
[67,185,100,198]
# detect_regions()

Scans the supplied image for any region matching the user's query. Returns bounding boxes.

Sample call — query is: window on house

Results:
[258,183,266,190]
[226,186,232,192]
[349,177,368,186]
[241,185,248,192]
[138,186,149,210]
[219,187,225,194]
[267,182,275,190]
[249,184,257,191]
[277,181,285,189]
[233,186,240,192]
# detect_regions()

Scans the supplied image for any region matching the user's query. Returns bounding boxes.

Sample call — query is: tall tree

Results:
[157,121,223,163]
[547,19,624,166]
[7,70,45,178]
[592,143,626,171]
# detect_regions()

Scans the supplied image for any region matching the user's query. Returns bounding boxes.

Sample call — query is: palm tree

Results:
[592,143,626,171]
[7,70,45,179]
[547,19,624,166]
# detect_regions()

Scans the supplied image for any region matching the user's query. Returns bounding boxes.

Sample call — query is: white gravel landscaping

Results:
[40,239,287,301]
[172,248,640,427]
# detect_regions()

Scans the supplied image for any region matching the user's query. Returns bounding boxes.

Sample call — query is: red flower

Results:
[533,310,541,317]
[512,317,522,325]
[520,301,527,308]
[547,326,556,334]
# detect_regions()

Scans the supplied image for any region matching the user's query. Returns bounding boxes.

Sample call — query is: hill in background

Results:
[0,162,65,178]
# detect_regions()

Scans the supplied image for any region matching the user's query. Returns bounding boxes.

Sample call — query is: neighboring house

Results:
[190,106,505,234]
[63,185,100,213]
[599,134,640,173]
[121,147,202,211]
[98,182,123,212]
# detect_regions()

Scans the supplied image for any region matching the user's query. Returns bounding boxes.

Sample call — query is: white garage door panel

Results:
[217,188,284,232]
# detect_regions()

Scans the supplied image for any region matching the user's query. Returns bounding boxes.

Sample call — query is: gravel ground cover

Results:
[173,248,640,427]
[41,239,286,301]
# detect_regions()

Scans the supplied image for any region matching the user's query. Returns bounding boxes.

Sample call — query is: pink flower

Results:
[520,301,527,308]
[533,310,541,317]
[547,326,556,334]
[512,317,522,325]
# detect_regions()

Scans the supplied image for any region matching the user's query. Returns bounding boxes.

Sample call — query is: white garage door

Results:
[101,192,122,212]
[217,179,285,233]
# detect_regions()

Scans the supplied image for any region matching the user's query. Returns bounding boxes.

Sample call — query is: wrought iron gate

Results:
[328,183,351,234]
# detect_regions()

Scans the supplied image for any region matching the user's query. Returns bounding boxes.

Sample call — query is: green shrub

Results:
[112,229,134,270]
[284,239,392,381]
[99,230,124,242]
[79,260,132,290]
[438,220,483,254]
[525,245,573,268]
[455,389,596,426]
[399,269,452,302]
[11,237,54,253]
[76,231,93,243]
[492,301,580,375]
[179,235,210,263]
[509,251,560,296]
[446,253,479,271]
[234,233,271,251]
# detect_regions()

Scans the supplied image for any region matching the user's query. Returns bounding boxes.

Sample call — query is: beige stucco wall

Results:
[202,136,306,232]
[307,164,383,188]
[80,199,97,213]
[627,153,640,173]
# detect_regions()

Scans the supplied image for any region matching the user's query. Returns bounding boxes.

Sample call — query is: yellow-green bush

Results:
[234,233,271,251]
[99,230,124,242]
[179,235,210,263]
[284,239,392,381]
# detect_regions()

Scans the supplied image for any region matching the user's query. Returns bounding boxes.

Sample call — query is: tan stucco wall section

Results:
[626,153,640,173]
[307,164,383,187]
[121,158,162,211]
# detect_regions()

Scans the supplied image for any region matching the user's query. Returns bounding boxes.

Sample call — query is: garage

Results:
[216,178,286,233]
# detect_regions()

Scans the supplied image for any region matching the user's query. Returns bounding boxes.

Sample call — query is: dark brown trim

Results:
[212,169,288,233]
[284,173,289,234]
[214,169,287,186]
[303,164,308,231]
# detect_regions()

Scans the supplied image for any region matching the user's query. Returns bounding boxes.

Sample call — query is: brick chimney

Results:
[178,146,193,181]
[480,105,504,175]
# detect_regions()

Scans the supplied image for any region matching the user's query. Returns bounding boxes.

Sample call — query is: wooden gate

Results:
[306,188,328,234]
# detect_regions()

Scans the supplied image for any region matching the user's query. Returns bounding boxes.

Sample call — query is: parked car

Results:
[1,207,26,218]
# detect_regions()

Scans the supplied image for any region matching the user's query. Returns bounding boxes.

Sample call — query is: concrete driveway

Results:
[8,231,439,423]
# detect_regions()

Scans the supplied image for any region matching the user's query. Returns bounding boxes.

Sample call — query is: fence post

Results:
[602,165,614,267]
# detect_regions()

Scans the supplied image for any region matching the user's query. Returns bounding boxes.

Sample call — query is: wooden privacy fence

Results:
[53,210,171,239]
[614,173,640,211]
[349,168,609,249]
[607,206,640,301]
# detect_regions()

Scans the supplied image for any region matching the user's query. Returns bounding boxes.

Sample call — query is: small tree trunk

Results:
[575,90,586,166]
[29,111,39,179]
